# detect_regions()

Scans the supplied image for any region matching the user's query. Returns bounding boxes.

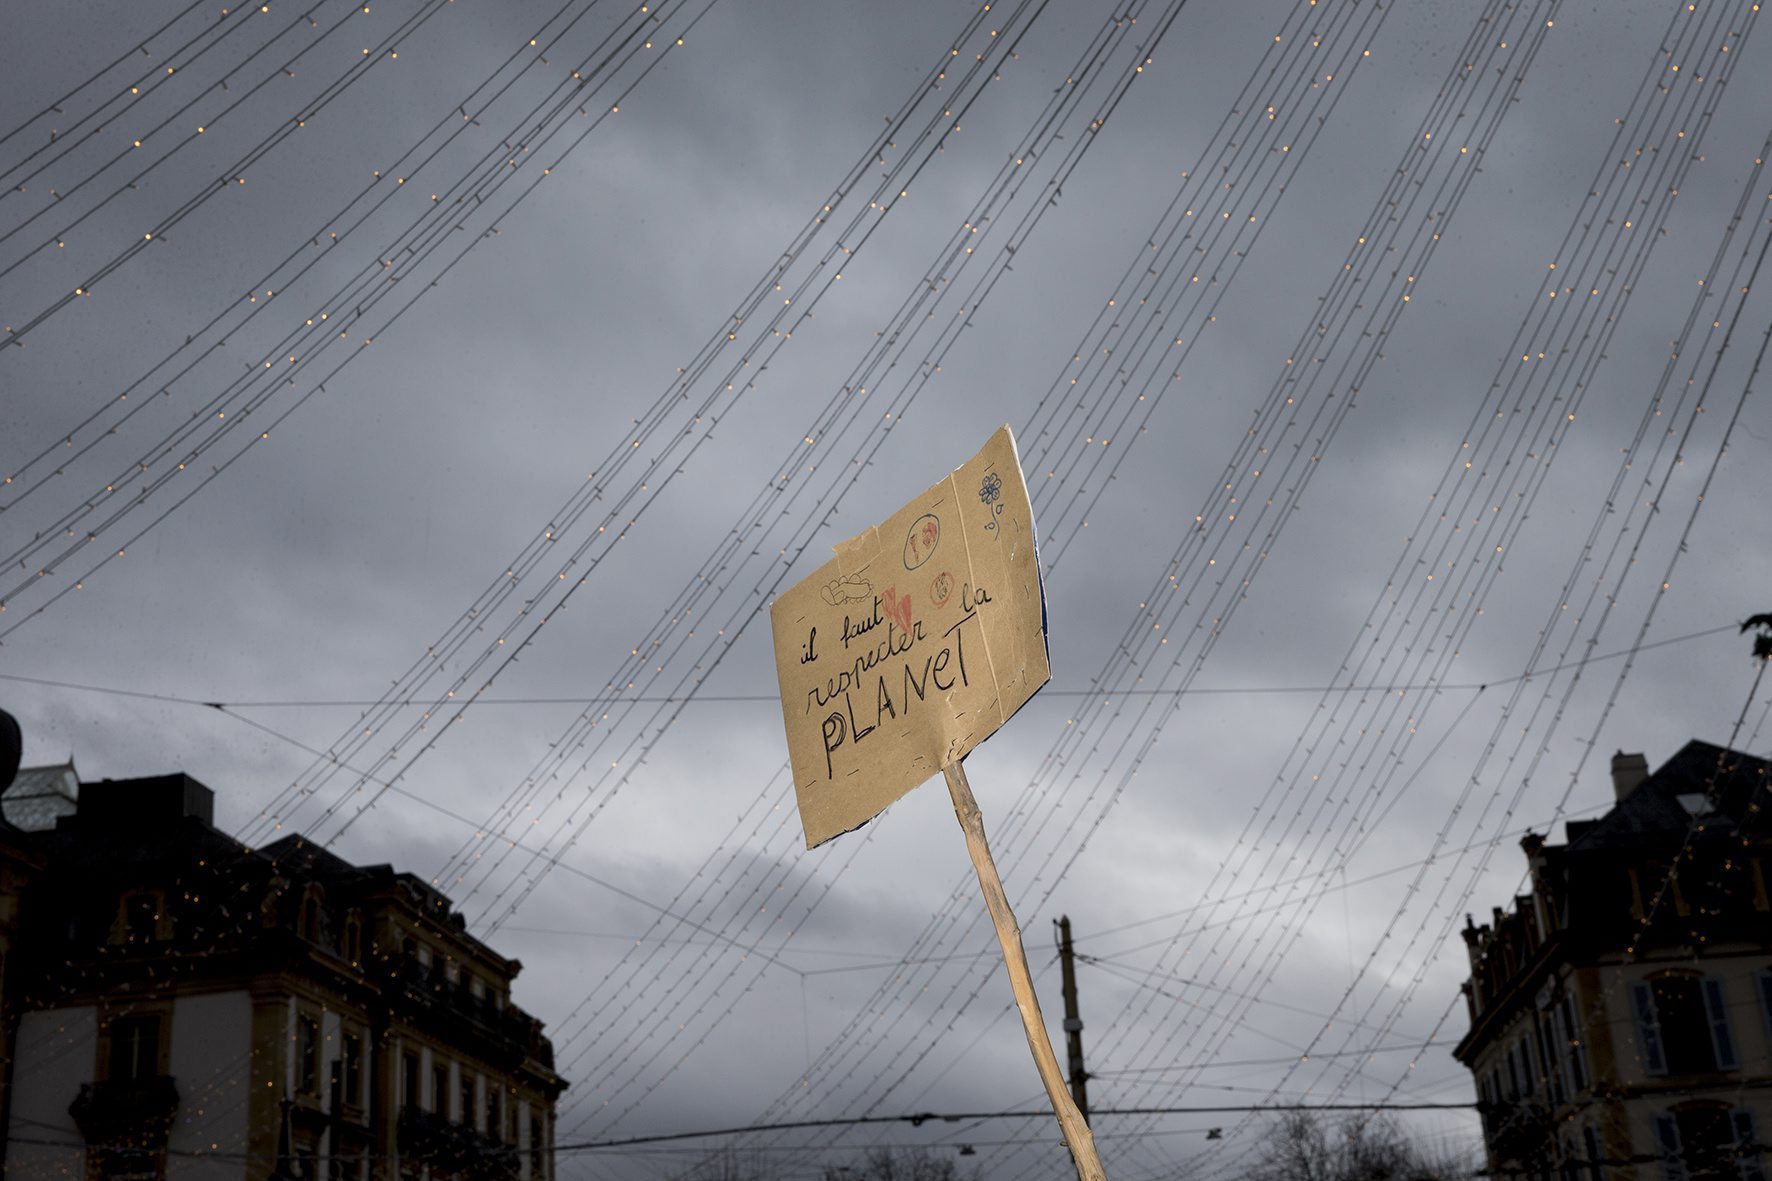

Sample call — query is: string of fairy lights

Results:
[549,0,1552,1156]
[3,0,1063,1156]
[457,0,1410,1134]
[722,0,1580,1156]
[1303,115,1772,1095]
[0,0,425,270]
[1070,0,1708,1078]
[1070,13,1772,1177]
[0,0,624,492]
[0,0,215,151]
[432,0,1396,957]
[453,0,1219,1134]
[765,0,1772,1170]
[269,0,1183,978]
[189,0,1034,846]
[0,0,321,202]
[0,0,726,626]
[279,0,1059,858]
[3,0,1013,1156]
[648,0,1672,1156]
[1264,69,1772,1169]
[179,18,1772,1177]
[0,2,725,558]
[20,0,1382,971]
[3,0,1770,1176]
[1453,226,1772,1181]
[591,96,1757,1134]
[10,0,1424,1156]
[3,0,1063,1163]
[1056,9,1764,1170]
[444,0,1235,944]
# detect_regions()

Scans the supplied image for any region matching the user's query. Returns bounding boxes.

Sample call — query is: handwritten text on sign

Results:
[771,426,1049,848]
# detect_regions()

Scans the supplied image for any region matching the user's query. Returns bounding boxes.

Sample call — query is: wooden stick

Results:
[943,759,1107,1181]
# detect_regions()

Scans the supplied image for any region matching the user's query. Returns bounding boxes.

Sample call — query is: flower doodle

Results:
[978,470,1005,534]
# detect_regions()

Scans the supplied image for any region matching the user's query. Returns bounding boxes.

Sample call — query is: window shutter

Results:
[1657,1114,1687,1181]
[1635,981,1668,1075]
[1734,1109,1764,1181]
[1704,978,1737,1070]
[1560,995,1589,1091]
[1536,1017,1563,1104]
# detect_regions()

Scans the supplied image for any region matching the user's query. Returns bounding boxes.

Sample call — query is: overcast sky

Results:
[4,0,1772,1177]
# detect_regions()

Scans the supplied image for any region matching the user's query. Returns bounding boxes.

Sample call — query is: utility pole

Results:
[1056,914,1090,1124]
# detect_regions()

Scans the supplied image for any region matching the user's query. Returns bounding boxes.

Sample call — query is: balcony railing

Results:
[69,1075,180,1146]
[393,956,555,1069]
[397,1106,520,1179]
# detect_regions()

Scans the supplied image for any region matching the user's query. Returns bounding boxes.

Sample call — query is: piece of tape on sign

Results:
[770,424,1050,848]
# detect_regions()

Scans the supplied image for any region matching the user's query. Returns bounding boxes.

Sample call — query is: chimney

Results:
[1611,750,1649,801]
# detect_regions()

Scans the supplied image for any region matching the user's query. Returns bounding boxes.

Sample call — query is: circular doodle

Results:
[902,513,941,570]
[929,570,954,608]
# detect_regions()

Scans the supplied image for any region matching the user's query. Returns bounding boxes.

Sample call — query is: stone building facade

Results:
[1454,741,1771,1179]
[0,769,565,1180]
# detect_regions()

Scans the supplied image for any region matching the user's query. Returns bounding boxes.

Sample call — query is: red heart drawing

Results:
[882,586,913,633]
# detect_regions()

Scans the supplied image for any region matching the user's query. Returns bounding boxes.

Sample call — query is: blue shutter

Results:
[1734,1110,1764,1181]
[1657,1114,1686,1181]
[1635,981,1667,1075]
[1705,978,1737,1070]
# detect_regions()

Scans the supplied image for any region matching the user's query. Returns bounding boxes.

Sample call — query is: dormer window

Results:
[297,885,326,945]
[113,890,167,945]
[343,912,363,965]
[126,895,158,942]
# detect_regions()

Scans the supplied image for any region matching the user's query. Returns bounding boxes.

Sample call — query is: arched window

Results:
[343,912,363,966]
[298,885,326,945]
[114,890,166,945]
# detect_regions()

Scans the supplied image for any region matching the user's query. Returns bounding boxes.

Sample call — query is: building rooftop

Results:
[1455,738,1772,1065]
[1563,739,1769,851]
[2,762,78,832]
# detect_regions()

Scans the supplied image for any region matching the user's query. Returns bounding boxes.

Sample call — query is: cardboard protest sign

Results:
[770,425,1049,848]
[769,426,1101,1180]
